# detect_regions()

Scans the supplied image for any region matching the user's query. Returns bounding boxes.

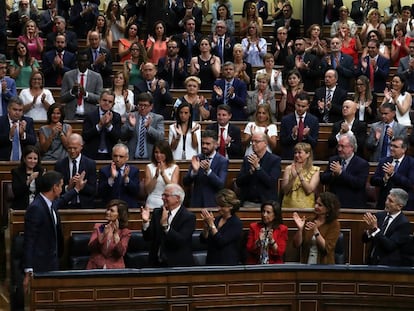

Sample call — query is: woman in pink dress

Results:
[146,20,168,65]
[18,19,43,60]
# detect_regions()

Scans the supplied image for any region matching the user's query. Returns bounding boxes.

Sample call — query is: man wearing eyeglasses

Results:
[157,39,188,89]
[236,132,281,207]
[141,183,196,267]
[211,20,236,64]
[371,137,414,211]
[121,92,165,160]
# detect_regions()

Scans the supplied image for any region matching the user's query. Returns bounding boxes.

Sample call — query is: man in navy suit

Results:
[397,39,414,93]
[362,188,411,265]
[328,100,367,158]
[205,104,243,159]
[280,92,319,159]
[236,132,281,206]
[371,137,414,211]
[42,34,76,87]
[45,16,78,53]
[0,56,17,116]
[85,31,113,88]
[69,0,98,38]
[310,69,347,123]
[157,39,188,89]
[0,97,36,161]
[359,39,390,93]
[54,133,97,208]
[38,0,57,36]
[98,143,140,209]
[210,20,236,64]
[183,130,228,207]
[23,171,86,292]
[211,61,247,121]
[134,62,174,120]
[321,133,369,208]
[141,183,196,267]
[273,3,301,43]
[321,37,355,91]
[82,91,121,160]
[174,0,203,33]
[172,17,203,65]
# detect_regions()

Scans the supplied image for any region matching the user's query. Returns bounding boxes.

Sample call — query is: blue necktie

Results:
[381,125,389,158]
[11,124,20,161]
[218,37,224,63]
[224,82,231,104]
[136,116,146,158]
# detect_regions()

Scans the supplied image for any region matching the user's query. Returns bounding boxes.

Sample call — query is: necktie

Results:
[369,60,374,89]
[137,116,146,158]
[219,127,226,156]
[394,160,400,173]
[341,159,346,171]
[170,59,175,88]
[323,89,332,123]
[218,37,224,63]
[78,73,84,106]
[11,124,20,161]
[381,125,389,158]
[93,49,98,62]
[298,116,304,141]
[224,82,231,104]
[381,214,391,234]
[99,113,107,152]
[147,81,152,91]
[72,159,77,177]
[187,35,193,63]
[57,52,63,86]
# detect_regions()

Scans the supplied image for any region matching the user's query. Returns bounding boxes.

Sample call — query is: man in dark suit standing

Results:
[98,143,140,209]
[359,39,390,93]
[0,56,17,116]
[321,133,369,208]
[236,132,281,206]
[284,38,321,92]
[69,0,98,38]
[42,34,76,87]
[362,188,411,266]
[133,62,173,120]
[211,20,236,64]
[321,37,355,91]
[211,61,247,121]
[328,100,367,158]
[85,31,113,88]
[273,2,301,43]
[45,16,78,53]
[173,16,203,65]
[0,97,36,161]
[23,170,86,292]
[205,104,243,159]
[397,39,414,93]
[54,133,97,208]
[280,92,319,159]
[157,39,188,89]
[82,91,121,160]
[175,0,203,33]
[141,183,196,267]
[310,69,347,123]
[371,137,414,211]
[38,0,57,36]
[366,103,407,162]
[183,130,228,207]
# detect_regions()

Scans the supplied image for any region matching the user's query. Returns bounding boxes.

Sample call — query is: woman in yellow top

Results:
[281,142,320,208]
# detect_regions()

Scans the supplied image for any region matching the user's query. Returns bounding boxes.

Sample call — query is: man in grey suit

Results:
[60,52,103,120]
[366,103,407,162]
[121,92,165,160]
[397,39,414,93]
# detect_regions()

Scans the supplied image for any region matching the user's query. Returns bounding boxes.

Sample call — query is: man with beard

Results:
[42,34,76,87]
[8,0,39,37]
[60,52,103,120]
[183,130,228,207]
[157,39,188,89]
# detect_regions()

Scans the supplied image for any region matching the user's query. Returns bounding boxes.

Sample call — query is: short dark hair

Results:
[19,145,42,171]
[137,92,153,104]
[381,101,396,112]
[216,104,232,114]
[8,96,23,108]
[202,129,218,141]
[37,171,63,193]
[259,200,283,229]
[295,91,310,102]
[47,103,65,123]
[391,136,408,150]
[151,140,175,166]
[319,192,341,223]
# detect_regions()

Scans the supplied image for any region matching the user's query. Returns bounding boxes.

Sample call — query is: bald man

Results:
[328,100,367,158]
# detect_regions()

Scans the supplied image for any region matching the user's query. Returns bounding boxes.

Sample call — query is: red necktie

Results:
[298,116,304,141]
[369,61,374,89]
[219,127,226,156]
[56,52,63,86]
[78,73,84,106]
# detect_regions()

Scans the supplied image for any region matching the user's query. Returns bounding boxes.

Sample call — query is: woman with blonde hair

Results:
[232,43,252,88]
[243,104,277,155]
[247,72,277,121]
[18,19,43,60]
[239,1,263,37]
[360,8,386,42]
[241,21,267,67]
[281,142,320,208]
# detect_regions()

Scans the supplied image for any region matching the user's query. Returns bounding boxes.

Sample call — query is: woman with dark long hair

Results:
[9,41,39,87]
[169,102,201,160]
[353,75,377,124]
[111,71,134,123]
[144,140,180,209]
[246,201,288,264]
[11,145,44,209]
[146,20,168,65]
[105,0,126,42]
[87,14,113,50]
[293,192,341,264]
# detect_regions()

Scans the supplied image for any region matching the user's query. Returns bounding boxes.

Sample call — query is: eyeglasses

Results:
[216,26,225,29]
[390,144,402,148]
[168,46,178,49]
[162,193,177,197]
[251,140,265,144]
[138,103,151,108]
[356,83,365,86]
[278,32,287,35]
